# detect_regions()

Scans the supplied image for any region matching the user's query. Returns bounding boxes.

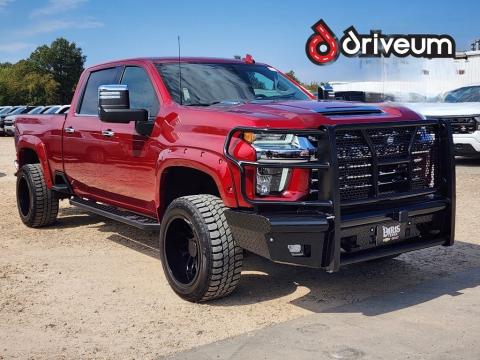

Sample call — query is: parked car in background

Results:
[0,106,14,115]
[1,106,24,135]
[4,106,47,135]
[331,85,480,158]
[36,106,57,114]
[41,105,70,114]
[56,105,70,114]
[2,106,37,136]
[28,106,47,115]
[402,85,480,158]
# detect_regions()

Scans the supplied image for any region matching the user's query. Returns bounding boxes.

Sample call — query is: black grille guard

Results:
[223,120,456,271]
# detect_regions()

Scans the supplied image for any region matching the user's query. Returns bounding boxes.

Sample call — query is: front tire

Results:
[159,195,243,302]
[16,164,59,227]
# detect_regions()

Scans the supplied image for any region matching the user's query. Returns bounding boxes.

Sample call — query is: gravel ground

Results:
[0,137,479,359]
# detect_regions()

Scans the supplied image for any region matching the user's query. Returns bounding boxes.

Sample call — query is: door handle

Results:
[64,126,75,134]
[102,130,115,137]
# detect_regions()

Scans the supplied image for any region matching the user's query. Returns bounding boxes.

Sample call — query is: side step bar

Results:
[70,197,160,231]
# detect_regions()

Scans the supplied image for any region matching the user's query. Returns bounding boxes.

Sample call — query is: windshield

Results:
[0,107,12,115]
[28,106,44,114]
[156,62,309,106]
[8,107,26,115]
[44,106,61,114]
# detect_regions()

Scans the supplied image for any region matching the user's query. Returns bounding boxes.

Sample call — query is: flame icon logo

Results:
[305,19,339,65]
[306,19,455,65]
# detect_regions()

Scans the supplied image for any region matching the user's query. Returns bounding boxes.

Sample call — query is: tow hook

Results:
[13,160,19,175]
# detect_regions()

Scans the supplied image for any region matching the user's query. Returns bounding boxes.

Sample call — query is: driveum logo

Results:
[306,19,456,65]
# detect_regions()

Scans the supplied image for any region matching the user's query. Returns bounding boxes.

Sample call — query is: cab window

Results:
[121,66,159,118]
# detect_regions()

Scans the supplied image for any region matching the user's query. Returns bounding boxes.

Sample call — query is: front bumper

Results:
[225,198,452,269]
[453,131,480,156]
[224,120,456,271]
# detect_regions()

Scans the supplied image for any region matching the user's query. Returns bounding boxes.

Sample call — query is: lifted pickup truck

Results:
[14,56,456,302]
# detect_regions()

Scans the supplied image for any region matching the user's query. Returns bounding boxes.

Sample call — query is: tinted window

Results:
[121,66,159,117]
[79,67,118,114]
[156,63,308,106]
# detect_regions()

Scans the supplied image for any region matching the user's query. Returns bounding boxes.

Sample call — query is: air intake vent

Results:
[317,106,384,117]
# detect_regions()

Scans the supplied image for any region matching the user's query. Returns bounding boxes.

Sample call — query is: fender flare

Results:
[155,147,238,212]
[16,135,53,188]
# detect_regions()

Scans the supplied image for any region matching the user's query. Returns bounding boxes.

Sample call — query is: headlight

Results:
[243,132,315,196]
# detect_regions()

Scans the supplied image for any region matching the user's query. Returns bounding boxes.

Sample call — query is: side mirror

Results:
[98,84,148,123]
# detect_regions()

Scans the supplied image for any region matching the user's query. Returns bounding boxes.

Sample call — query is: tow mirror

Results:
[98,84,148,123]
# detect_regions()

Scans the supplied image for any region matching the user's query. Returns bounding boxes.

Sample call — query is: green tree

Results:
[305,81,321,93]
[285,70,301,84]
[29,38,86,104]
[0,60,60,105]
[23,72,60,105]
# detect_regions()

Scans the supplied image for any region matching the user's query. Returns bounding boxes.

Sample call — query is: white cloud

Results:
[0,0,14,11]
[19,18,103,36]
[0,42,32,53]
[30,0,87,18]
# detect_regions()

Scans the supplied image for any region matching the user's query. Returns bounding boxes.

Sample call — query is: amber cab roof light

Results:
[243,54,255,64]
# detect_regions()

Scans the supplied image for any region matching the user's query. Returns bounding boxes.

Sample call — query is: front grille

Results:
[449,117,477,134]
[331,125,439,203]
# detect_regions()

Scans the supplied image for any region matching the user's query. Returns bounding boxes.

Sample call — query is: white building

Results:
[331,50,480,99]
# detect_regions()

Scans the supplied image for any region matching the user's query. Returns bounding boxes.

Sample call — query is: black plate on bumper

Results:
[376,222,405,245]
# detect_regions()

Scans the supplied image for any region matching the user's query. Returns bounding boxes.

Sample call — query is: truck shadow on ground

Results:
[233,244,480,316]
[0,172,6,177]
[57,207,480,315]
[456,157,480,166]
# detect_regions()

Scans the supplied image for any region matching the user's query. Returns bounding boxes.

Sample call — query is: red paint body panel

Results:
[14,57,423,222]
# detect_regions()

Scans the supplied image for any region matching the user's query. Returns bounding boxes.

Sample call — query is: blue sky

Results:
[0,0,478,82]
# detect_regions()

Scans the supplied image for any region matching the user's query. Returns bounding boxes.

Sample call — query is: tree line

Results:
[285,70,324,93]
[1,42,320,106]
[0,38,85,106]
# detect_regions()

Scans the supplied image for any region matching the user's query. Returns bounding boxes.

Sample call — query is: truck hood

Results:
[400,102,480,117]
[211,100,416,127]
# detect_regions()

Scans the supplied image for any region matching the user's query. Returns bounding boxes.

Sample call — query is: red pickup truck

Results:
[14,56,456,302]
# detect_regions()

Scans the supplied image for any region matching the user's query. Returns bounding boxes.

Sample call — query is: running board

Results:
[69,197,160,231]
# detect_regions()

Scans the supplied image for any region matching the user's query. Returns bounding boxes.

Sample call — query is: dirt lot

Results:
[0,136,479,359]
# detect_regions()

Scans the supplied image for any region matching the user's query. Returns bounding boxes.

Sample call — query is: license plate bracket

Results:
[376,222,405,245]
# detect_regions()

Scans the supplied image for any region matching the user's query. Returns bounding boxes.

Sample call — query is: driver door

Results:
[95,66,160,215]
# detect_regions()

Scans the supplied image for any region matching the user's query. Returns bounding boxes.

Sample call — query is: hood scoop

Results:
[316,105,384,117]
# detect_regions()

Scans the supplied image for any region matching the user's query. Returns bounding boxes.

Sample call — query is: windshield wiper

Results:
[185,102,219,106]
[253,92,298,101]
